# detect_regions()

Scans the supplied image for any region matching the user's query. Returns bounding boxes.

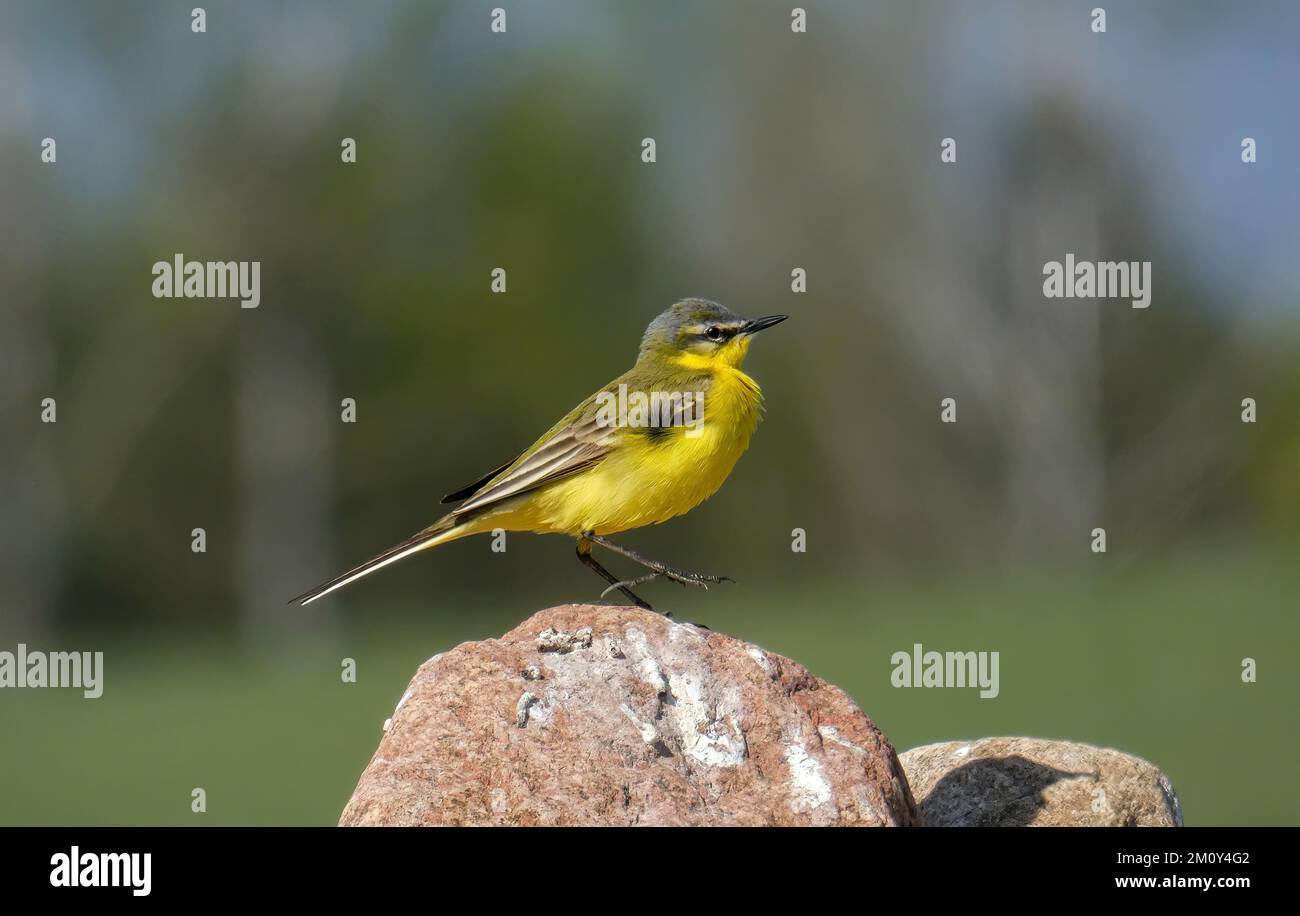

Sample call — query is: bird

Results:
[291,298,787,612]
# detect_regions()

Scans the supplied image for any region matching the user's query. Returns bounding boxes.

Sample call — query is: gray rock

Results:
[899,737,1183,826]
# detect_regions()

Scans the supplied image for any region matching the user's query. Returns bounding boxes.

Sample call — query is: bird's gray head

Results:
[637,298,787,367]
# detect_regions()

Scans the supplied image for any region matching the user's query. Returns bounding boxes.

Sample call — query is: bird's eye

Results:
[705,326,724,341]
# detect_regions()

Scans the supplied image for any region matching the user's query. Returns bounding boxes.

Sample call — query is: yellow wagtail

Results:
[292,298,787,612]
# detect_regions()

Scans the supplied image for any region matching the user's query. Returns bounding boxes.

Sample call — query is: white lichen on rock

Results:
[818,725,865,755]
[785,736,834,814]
[515,692,536,728]
[623,628,668,695]
[665,672,747,768]
[393,689,413,714]
[537,625,593,654]
[619,703,658,744]
[745,644,774,676]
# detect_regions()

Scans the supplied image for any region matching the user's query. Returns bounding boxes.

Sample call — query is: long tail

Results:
[289,516,469,606]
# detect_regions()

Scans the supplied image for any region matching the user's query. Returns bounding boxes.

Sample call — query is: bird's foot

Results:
[657,565,732,590]
[582,532,734,591]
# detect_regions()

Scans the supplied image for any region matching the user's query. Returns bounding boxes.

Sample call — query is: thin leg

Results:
[576,541,656,612]
[582,531,733,589]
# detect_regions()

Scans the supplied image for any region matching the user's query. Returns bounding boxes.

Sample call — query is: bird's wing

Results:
[447,397,621,517]
[441,460,513,504]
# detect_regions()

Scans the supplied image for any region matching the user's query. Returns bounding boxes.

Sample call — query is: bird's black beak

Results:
[742,314,789,335]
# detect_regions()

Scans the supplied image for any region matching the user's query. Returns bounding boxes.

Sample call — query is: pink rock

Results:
[340,604,916,826]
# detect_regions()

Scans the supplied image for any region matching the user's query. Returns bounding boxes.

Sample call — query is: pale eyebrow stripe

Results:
[692,322,745,338]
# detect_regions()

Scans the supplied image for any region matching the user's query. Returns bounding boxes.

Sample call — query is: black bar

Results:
[2,826,1285,900]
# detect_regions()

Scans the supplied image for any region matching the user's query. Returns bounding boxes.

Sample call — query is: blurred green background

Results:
[1,1,1297,825]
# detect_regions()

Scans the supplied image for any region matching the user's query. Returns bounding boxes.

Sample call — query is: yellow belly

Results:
[487,368,763,536]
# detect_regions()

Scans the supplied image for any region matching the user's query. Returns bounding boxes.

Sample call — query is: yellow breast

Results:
[500,367,764,536]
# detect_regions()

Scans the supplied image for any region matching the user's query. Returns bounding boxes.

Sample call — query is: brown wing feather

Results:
[450,410,618,517]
